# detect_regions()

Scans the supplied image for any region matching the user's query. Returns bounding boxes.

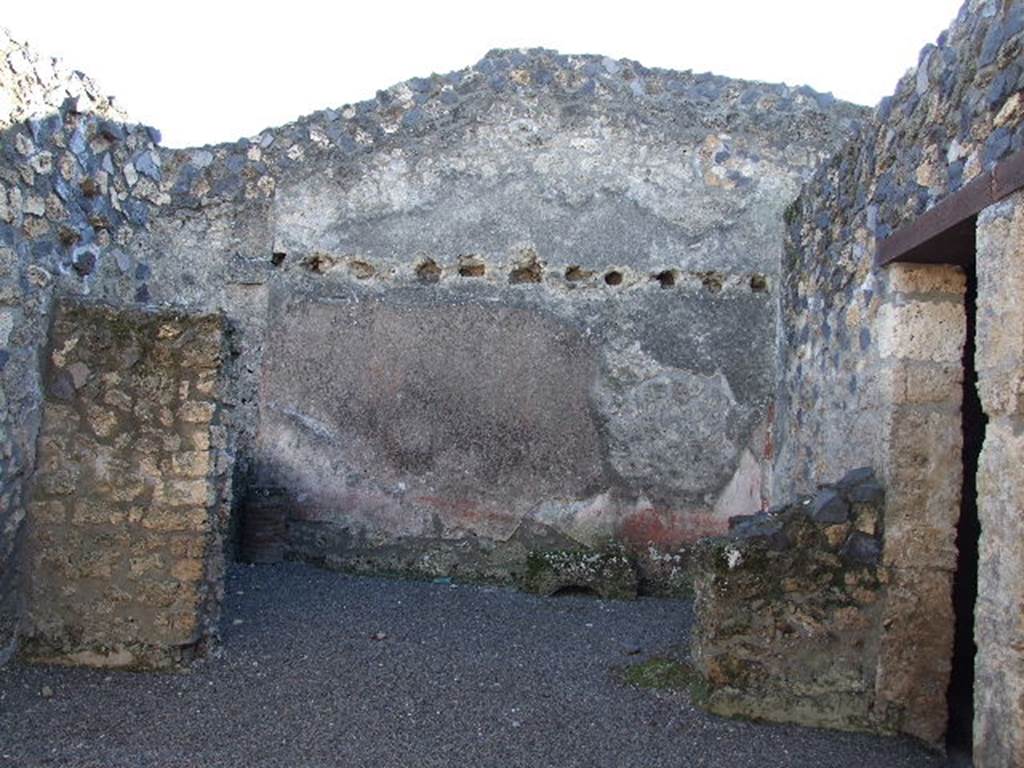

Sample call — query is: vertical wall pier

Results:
[946,259,984,756]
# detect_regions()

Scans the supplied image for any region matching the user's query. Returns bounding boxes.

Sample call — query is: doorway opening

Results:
[946,256,985,756]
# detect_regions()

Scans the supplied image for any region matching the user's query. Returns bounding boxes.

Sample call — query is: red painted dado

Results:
[414,495,487,518]
[413,495,523,533]
[618,508,729,549]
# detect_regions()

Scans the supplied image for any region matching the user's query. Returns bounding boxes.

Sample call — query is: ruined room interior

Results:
[0,0,1022,766]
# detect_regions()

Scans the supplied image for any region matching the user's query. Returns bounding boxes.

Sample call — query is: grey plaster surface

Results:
[0,562,948,768]
[257,278,776,583]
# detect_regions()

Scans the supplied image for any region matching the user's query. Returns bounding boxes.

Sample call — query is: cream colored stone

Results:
[853,505,878,537]
[178,401,216,424]
[156,323,182,339]
[993,91,1023,128]
[974,647,1024,767]
[136,455,161,480]
[194,371,218,397]
[107,480,149,504]
[39,403,79,438]
[71,500,127,526]
[185,429,210,451]
[50,336,79,368]
[971,192,1024,765]
[171,558,205,582]
[893,362,962,405]
[823,523,850,549]
[164,610,199,642]
[161,435,182,454]
[171,451,211,479]
[129,553,163,575]
[877,300,965,363]
[977,192,1024,417]
[38,465,80,497]
[884,405,962,570]
[975,417,1024,768]
[152,479,209,507]
[141,505,209,533]
[977,369,1024,418]
[167,537,206,559]
[875,567,954,745]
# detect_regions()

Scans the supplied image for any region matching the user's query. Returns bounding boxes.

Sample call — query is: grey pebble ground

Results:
[1,562,951,768]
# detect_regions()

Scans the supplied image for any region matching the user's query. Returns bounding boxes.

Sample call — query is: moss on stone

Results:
[523,547,638,600]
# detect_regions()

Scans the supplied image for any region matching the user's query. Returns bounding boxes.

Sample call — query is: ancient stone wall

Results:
[691,468,887,732]
[0,5,1017,759]
[0,33,168,658]
[0,25,867,628]
[776,0,1022,495]
[21,299,230,668]
[775,0,1023,752]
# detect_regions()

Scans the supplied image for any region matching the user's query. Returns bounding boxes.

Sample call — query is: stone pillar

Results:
[21,299,231,669]
[974,191,1024,768]
[874,263,966,743]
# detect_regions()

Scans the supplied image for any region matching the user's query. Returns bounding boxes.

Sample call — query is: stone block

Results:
[874,567,954,745]
[974,416,1024,766]
[170,451,211,479]
[976,368,1024,418]
[884,405,962,570]
[28,500,67,526]
[153,479,210,508]
[71,500,127,526]
[170,558,205,582]
[974,647,1024,768]
[977,192,1024,416]
[877,300,965,363]
[890,362,963,406]
[886,263,966,296]
[178,401,216,424]
[839,531,881,566]
[808,488,849,523]
[141,505,209,532]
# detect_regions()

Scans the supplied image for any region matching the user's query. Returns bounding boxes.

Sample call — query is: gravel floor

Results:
[1,562,952,768]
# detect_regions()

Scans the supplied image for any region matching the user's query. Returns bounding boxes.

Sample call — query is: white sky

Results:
[7,0,965,148]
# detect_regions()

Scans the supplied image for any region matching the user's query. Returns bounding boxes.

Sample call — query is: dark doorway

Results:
[946,258,985,756]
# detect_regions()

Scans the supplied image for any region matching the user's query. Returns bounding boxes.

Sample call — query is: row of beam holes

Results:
[274,252,768,293]
[445,260,768,293]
